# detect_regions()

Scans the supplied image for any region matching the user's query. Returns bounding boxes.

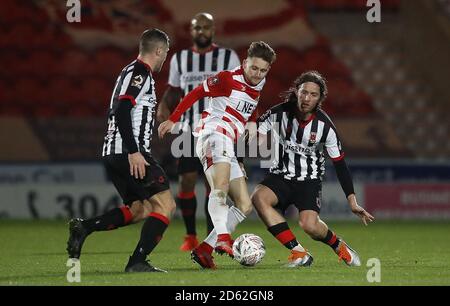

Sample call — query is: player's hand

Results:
[348,194,374,226]
[351,204,375,226]
[244,121,257,143]
[351,204,374,226]
[128,152,150,179]
[158,120,175,139]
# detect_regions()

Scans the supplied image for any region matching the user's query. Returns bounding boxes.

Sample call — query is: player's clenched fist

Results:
[158,120,175,139]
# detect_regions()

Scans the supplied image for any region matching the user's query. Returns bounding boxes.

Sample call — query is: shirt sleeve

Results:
[325,127,345,161]
[169,71,234,122]
[168,86,207,122]
[116,99,138,153]
[257,109,273,135]
[333,158,355,197]
[202,71,233,97]
[118,68,149,106]
[168,53,181,88]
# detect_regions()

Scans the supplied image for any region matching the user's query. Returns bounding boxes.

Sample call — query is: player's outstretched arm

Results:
[333,158,375,225]
[158,82,211,139]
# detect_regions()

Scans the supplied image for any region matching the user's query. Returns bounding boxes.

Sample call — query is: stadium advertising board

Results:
[365,184,450,218]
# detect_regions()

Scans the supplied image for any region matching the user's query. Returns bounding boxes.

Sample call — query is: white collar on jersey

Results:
[231,66,266,91]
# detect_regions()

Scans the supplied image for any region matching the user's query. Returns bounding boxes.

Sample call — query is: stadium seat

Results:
[32,104,60,118]
[79,77,112,114]
[27,50,61,79]
[8,24,35,49]
[71,104,95,117]
[13,78,46,110]
[1,104,26,117]
[93,47,129,78]
[61,50,95,77]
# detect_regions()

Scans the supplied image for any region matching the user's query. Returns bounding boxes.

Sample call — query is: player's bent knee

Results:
[149,193,176,218]
[251,192,268,210]
[213,182,229,193]
[240,203,253,216]
[167,199,176,216]
[234,198,253,216]
[158,199,176,217]
[300,221,319,237]
[129,202,144,220]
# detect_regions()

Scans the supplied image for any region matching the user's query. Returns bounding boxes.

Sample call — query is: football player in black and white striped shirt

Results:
[252,71,374,267]
[158,13,240,251]
[67,29,176,273]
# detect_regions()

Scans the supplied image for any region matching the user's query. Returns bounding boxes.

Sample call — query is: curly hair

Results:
[281,70,328,110]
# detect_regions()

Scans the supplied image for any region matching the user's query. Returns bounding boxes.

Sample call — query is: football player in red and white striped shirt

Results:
[159,42,288,268]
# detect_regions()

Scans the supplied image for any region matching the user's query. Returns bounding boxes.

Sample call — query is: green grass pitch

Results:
[1,219,449,285]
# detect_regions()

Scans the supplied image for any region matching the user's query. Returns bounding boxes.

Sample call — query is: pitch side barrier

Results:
[0,160,449,219]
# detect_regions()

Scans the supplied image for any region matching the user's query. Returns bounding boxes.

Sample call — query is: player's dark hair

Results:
[139,28,170,55]
[281,70,328,110]
[247,41,276,64]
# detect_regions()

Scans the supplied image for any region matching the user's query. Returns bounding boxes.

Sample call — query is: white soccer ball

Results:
[232,233,266,266]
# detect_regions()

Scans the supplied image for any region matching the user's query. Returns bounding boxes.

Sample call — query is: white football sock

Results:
[208,189,229,235]
[205,206,246,247]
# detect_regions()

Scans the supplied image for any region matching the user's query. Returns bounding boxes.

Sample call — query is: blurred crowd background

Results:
[0,0,449,220]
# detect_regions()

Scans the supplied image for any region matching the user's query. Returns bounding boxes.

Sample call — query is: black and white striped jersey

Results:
[168,44,240,130]
[102,59,157,156]
[258,102,345,181]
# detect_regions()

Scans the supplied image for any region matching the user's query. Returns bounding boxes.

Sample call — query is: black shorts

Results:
[103,153,170,205]
[259,174,322,213]
[177,132,203,175]
[177,156,203,175]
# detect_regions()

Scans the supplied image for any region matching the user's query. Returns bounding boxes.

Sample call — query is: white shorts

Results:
[195,130,244,181]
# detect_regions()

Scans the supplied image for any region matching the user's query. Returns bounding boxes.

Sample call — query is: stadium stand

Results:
[0,0,373,119]
[2,0,448,160]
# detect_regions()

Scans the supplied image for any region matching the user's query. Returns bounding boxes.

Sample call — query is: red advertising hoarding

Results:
[365,184,450,218]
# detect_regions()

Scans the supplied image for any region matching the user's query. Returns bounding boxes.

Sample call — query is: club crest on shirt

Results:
[131,75,144,89]
[309,132,317,144]
[207,76,219,87]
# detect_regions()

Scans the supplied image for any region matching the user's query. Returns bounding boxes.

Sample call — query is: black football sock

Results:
[129,213,169,263]
[177,192,197,235]
[320,229,341,251]
[82,206,132,234]
[268,222,299,250]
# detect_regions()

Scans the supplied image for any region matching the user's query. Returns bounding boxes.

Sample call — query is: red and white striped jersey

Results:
[167,45,240,131]
[169,66,265,142]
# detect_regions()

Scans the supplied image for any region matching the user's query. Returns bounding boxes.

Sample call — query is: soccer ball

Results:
[232,233,266,266]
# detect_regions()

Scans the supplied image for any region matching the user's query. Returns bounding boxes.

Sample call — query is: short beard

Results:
[194,36,212,49]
